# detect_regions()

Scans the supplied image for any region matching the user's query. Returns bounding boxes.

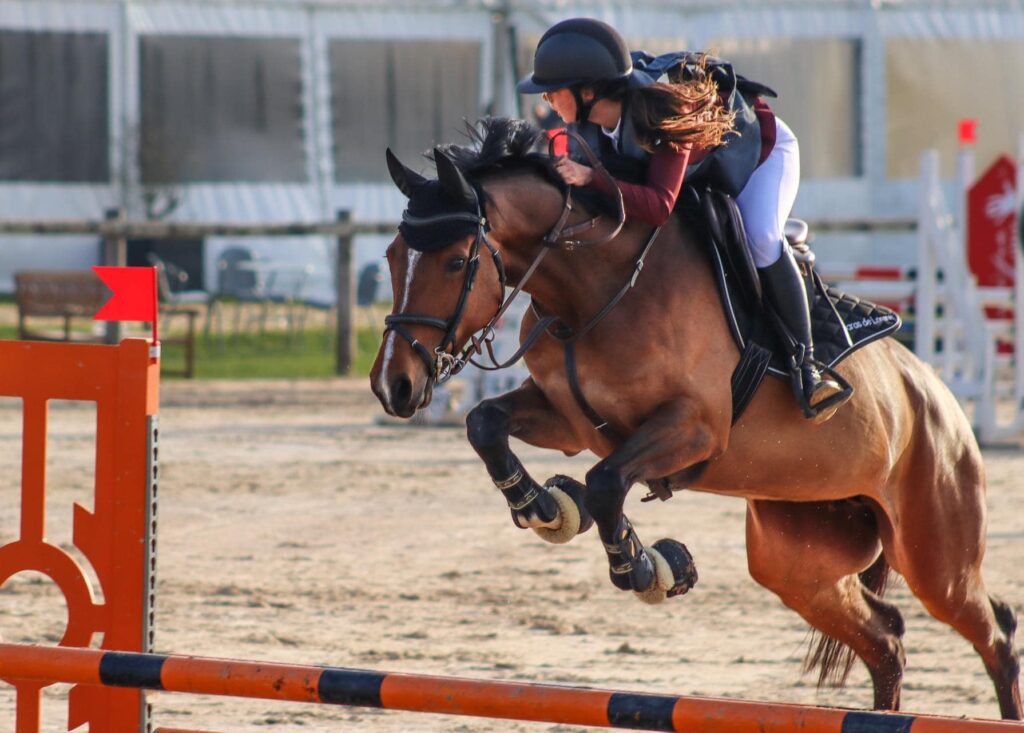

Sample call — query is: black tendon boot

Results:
[759,246,852,422]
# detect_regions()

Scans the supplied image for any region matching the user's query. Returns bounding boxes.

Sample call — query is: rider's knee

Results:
[584,463,625,519]
[465,400,508,449]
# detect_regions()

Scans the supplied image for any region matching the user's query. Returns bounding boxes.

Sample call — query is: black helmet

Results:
[517,18,632,94]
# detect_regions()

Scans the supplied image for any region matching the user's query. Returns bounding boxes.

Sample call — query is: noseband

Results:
[384,131,626,384]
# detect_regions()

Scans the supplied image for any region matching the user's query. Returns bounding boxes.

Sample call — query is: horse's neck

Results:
[531,228,669,325]
[488,175,682,326]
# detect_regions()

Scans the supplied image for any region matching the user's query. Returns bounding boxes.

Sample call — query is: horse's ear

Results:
[386,148,427,199]
[434,148,477,208]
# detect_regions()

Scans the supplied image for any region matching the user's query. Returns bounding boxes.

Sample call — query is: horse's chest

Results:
[530,347,650,445]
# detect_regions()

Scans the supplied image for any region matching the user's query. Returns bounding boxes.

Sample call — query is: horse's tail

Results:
[803,551,892,688]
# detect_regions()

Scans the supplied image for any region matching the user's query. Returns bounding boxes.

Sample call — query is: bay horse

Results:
[369,118,1021,719]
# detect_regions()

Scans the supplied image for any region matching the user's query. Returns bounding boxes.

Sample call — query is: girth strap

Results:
[564,341,626,444]
[730,340,772,423]
[553,225,662,441]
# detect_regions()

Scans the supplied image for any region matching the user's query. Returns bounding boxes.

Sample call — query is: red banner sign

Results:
[967,155,1018,288]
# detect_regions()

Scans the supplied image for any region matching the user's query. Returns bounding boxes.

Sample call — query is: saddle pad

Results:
[810,282,902,371]
[706,240,903,381]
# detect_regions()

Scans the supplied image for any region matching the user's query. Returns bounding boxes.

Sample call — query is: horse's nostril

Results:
[391,375,413,409]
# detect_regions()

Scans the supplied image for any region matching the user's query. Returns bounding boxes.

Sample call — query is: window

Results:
[711,37,862,178]
[330,40,481,181]
[139,35,306,183]
[0,30,109,182]
[887,38,1024,178]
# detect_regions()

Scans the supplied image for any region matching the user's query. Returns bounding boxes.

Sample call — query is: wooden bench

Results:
[15,270,107,342]
[14,269,199,378]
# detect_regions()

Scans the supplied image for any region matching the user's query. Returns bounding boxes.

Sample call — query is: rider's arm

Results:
[589,144,691,227]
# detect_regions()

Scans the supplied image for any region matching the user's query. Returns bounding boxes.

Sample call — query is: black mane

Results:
[433,117,560,186]
[432,117,614,216]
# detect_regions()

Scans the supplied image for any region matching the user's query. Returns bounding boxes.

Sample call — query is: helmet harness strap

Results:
[571,86,596,124]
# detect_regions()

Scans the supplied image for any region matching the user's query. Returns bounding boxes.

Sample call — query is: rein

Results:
[384,130,631,384]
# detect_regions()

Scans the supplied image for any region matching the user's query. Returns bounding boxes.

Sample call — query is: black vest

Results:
[572,113,648,185]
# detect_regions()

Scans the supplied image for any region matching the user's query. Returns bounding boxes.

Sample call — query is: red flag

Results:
[92,266,157,322]
[958,118,978,145]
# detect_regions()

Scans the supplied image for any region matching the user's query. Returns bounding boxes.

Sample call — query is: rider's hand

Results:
[554,157,594,187]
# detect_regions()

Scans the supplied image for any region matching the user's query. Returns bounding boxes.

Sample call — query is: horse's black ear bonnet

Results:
[388,142,484,253]
[398,181,480,253]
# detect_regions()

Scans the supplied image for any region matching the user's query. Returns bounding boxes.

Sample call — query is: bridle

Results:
[383,130,627,384]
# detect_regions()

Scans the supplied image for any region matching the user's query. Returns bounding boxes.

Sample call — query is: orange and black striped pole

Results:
[1,643,1021,732]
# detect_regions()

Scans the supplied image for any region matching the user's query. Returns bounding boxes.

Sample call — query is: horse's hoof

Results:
[508,480,560,529]
[531,485,578,544]
[633,546,673,605]
[547,475,594,534]
[532,476,593,545]
[655,538,698,597]
[634,539,698,605]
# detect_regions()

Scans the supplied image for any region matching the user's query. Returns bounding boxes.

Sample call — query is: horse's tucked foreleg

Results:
[585,398,718,603]
[465,379,592,543]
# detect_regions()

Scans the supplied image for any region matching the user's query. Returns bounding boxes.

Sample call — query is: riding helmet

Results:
[517,18,632,94]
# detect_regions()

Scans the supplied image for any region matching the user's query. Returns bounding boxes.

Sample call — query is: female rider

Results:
[517,18,847,420]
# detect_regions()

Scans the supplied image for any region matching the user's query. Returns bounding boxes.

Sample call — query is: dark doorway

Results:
[127,239,205,293]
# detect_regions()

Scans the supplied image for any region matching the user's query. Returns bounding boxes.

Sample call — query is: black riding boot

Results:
[759,246,850,421]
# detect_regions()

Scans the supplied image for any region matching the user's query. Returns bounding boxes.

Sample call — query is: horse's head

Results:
[370,148,508,417]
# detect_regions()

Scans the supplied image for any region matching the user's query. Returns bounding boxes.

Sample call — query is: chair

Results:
[263,263,314,339]
[145,253,210,378]
[357,263,384,307]
[147,252,210,309]
[355,262,386,331]
[213,246,271,335]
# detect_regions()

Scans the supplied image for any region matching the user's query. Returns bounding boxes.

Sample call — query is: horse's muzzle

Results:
[371,370,433,418]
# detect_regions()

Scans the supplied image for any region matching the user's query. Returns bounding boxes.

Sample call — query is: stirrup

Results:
[790,359,853,421]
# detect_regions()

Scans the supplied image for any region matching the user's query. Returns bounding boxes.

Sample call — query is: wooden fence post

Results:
[102,208,127,344]
[335,210,354,375]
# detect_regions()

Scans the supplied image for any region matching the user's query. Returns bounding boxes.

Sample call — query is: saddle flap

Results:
[698,188,762,308]
[691,188,902,386]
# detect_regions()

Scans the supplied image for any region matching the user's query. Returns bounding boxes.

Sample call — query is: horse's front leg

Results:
[466,378,593,544]
[586,397,721,604]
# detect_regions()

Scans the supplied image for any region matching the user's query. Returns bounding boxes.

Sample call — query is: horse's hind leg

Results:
[896,546,1021,719]
[746,499,907,710]
[465,378,592,543]
[884,463,1022,719]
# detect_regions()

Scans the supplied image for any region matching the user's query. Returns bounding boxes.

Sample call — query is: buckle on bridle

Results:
[434,348,461,384]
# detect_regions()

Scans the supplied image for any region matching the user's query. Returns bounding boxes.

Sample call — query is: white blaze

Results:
[375,249,421,404]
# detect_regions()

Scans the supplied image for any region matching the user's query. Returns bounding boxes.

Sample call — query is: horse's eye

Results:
[447,256,467,273]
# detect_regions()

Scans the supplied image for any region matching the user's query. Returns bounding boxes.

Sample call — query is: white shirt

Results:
[600,118,622,152]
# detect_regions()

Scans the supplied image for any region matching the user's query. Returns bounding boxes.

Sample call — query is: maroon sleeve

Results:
[589,145,690,227]
[753,98,777,165]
